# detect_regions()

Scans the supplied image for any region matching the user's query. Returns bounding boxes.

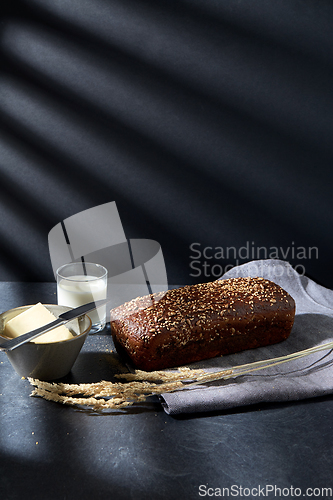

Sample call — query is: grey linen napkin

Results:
[160,259,333,415]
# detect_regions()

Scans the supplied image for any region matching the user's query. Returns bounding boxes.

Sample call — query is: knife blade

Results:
[0,299,110,352]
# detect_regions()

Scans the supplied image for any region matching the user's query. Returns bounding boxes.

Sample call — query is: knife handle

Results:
[0,318,64,352]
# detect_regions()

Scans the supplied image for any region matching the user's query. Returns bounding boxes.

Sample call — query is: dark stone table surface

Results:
[1,282,332,500]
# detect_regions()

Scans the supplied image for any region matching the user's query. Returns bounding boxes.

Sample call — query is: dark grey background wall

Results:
[0,0,333,287]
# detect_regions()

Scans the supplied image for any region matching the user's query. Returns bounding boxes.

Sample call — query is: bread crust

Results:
[110,277,296,371]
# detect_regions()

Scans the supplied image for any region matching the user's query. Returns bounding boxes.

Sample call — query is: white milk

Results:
[57,275,107,326]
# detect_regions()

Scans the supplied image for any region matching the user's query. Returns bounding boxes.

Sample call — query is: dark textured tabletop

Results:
[1,282,332,500]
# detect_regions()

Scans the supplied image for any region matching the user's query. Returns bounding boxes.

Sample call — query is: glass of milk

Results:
[56,262,108,333]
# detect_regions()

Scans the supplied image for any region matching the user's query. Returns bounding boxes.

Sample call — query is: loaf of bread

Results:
[110,277,296,371]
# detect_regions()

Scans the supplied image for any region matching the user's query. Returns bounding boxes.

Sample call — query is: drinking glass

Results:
[56,262,108,333]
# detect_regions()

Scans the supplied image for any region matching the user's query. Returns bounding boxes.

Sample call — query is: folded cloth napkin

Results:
[160,259,333,415]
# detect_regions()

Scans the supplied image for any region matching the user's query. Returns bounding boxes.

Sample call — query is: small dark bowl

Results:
[0,304,91,380]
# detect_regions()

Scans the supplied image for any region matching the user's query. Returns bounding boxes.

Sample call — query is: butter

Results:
[4,303,74,344]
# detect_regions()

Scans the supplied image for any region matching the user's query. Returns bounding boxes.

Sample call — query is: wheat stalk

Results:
[28,340,333,410]
[184,340,333,387]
